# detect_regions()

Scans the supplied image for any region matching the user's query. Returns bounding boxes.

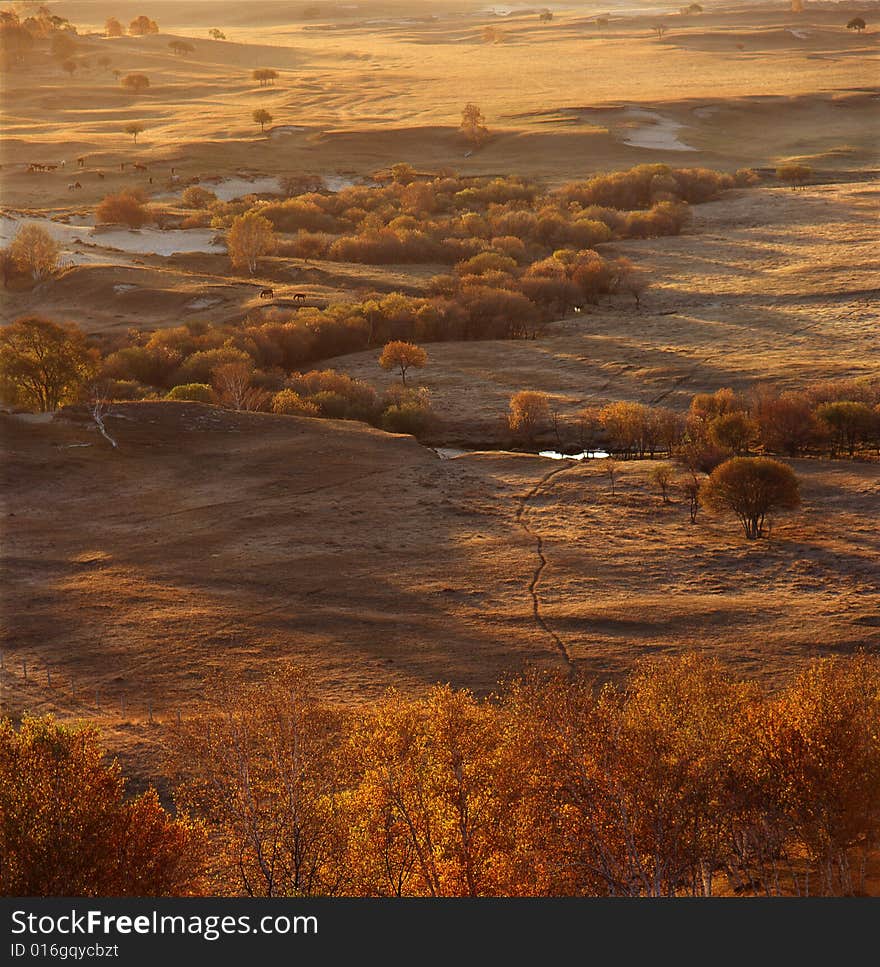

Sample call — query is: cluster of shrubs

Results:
[174,163,751,266]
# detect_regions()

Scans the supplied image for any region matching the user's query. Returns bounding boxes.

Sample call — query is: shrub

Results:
[700,456,800,539]
[271,389,320,416]
[181,186,217,209]
[509,390,550,442]
[166,383,216,403]
[96,191,149,228]
[776,164,812,188]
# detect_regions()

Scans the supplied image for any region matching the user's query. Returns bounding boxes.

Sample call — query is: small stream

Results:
[432,447,609,461]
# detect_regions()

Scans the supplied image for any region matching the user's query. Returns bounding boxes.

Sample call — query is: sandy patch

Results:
[620,109,696,152]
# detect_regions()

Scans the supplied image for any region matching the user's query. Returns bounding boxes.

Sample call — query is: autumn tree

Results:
[121,72,150,94]
[105,17,124,37]
[651,463,674,502]
[700,456,800,539]
[508,390,550,442]
[227,211,276,274]
[253,108,273,133]
[169,40,195,55]
[378,341,427,386]
[460,103,489,146]
[846,16,866,32]
[168,670,348,896]
[0,316,97,412]
[253,68,279,86]
[129,15,159,35]
[209,28,227,40]
[8,223,60,281]
[124,121,145,143]
[816,401,876,457]
[776,163,812,189]
[212,360,267,411]
[97,190,149,228]
[61,58,77,77]
[0,716,204,896]
[707,410,758,455]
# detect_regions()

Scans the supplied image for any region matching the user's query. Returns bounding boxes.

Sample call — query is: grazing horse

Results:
[292,292,307,302]
[259,288,274,299]
[97,170,105,179]
[68,181,82,190]
[77,157,85,168]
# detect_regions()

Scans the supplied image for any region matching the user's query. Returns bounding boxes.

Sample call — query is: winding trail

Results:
[515,463,577,675]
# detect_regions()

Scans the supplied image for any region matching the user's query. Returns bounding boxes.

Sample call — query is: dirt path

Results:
[514,463,577,675]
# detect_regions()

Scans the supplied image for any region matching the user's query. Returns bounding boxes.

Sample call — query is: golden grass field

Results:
[1,0,879,783]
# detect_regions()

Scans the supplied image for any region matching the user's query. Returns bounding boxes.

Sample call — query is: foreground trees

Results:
[0,316,96,411]
[700,456,801,539]
[168,654,880,897]
[0,717,204,896]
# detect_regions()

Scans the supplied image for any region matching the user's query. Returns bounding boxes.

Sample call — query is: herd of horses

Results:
[23,158,313,305]
[26,156,175,190]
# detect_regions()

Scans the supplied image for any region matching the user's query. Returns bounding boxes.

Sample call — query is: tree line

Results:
[4,654,880,896]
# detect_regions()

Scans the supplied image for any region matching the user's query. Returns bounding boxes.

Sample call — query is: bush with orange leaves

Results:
[0,716,204,896]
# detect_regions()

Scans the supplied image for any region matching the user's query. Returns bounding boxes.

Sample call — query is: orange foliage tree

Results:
[0,717,204,895]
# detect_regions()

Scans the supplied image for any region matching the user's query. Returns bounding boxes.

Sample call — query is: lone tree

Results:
[253,108,273,133]
[98,55,112,71]
[129,16,159,35]
[105,17,124,37]
[124,121,145,143]
[652,23,668,40]
[8,223,60,281]
[209,28,227,40]
[539,8,553,21]
[0,716,204,895]
[0,316,96,412]
[253,68,279,87]
[776,163,812,189]
[700,456,800,539]
[379,341,428,386]
[460,103,489,146]
[121,72,150,94]
[508,390,550,443]
[169,40,195,56]
[227,211,277,274]
[61,58,77,77]
[846,17,866,32]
